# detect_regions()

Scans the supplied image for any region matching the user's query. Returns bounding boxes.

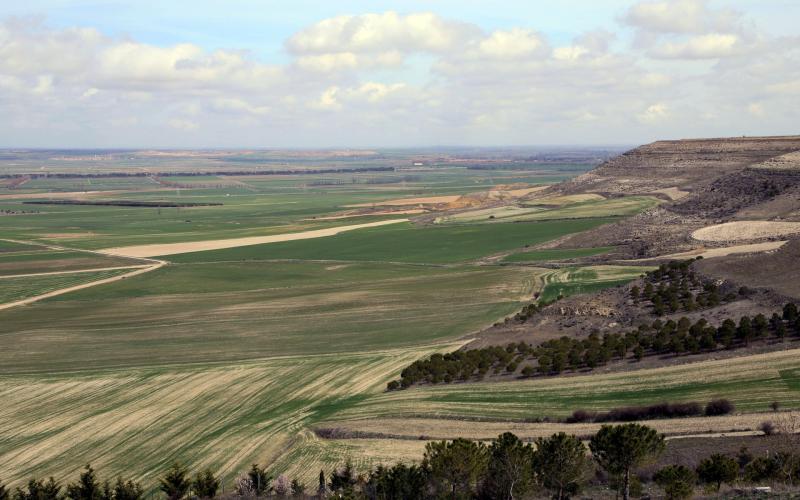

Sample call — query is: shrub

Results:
[696,454,738,491]
[654,465,696,500]
[705,399,734,416]
[758,421,776,436]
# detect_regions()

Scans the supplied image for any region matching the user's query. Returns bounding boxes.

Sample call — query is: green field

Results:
[166,218,617,264]
[0,262,534,373]
[329,349,800,422]
[0,268,136,305]
[0,164,681,489]
[436,195,660,224]
[503,246,613,263]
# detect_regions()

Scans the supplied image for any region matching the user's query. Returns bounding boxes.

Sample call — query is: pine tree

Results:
[590,424,665,500]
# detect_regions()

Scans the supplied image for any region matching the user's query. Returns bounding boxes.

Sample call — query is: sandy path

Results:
[628,241,788,261]
[0,265,151,280]
[692,221,800,242]
[0,262,164,311]
[99,219,408,258]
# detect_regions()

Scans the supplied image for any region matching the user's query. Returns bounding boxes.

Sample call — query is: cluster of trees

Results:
[312,424,662,500]
[389,302,800,390]
[5,422,800,499]
[630,259,739,316]
[0,463,306,500]
[566,399,734,423]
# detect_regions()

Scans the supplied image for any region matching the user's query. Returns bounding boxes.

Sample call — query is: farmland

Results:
[1,150,790,491]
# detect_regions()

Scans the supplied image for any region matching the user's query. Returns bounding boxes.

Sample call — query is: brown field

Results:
[319,412,796,442]
[346,195,461,207]
[630,241,788,261]
[692,221,800,242]
[99,219,408,258]
[305,209,425,221]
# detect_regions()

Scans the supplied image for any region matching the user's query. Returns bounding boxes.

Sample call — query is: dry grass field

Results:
[692,220,800,242]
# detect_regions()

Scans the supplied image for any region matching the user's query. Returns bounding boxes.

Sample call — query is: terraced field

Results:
[536,265,649,302]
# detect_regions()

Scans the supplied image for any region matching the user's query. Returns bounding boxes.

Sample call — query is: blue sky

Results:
[0,1,798,147]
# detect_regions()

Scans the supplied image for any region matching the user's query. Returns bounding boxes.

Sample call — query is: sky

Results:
[0,0,798,148]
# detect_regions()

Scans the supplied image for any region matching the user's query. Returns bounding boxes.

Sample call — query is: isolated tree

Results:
[111,478,142,500]
[67,465,101,500]
[316,470,326,498]
[248,464,270,496]
[589,424,665,500]
[737,316,754,345]
[15,478,61,500]
[532,432,590,500]
[696,454,738,491]
[480,432,534,500]
[784,303,798,322]
[159,463,190,500]
[653,465,695,500]
[191,469,219,499]
[423,438,488,499]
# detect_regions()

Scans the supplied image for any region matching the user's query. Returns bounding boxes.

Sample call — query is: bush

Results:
[654,465,696,500]
[705,399,734,416]
[565,409,597,423]
[758,421,776,436]
[696,454,738,491]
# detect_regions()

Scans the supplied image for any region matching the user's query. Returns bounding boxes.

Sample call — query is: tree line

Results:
[389,300,799,390]
[5,422,799,499]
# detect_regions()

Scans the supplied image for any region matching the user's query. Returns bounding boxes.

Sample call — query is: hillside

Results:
[535,135,800,258]
[439,135,800,377]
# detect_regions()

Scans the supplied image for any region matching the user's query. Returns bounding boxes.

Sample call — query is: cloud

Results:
[637,103,669,123]
[0,7,798,147]
[286,11,478,55]
[623,0,742,35]
[651,33,741,59]
[476,28,547,59]
[168,118,199,131]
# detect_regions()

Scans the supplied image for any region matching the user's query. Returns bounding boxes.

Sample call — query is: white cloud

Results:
[651,33,741,59]
[637,103,669,123]
[0,8,798,147]
[168,118,199,131]
[477,28,547,59]
[286,11,477,55]
[623,0,741,35]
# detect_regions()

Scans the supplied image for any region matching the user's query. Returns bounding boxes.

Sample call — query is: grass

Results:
[536,265,650,302]
[0,261,534,373]
[329,348,800,422]
[0,168,701,490]
[0,268,136,305]
[0,249,141,276]
[503,247,613,263]
[435,196,659,224]
[166,219,617,265]
[0,345,451,491]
